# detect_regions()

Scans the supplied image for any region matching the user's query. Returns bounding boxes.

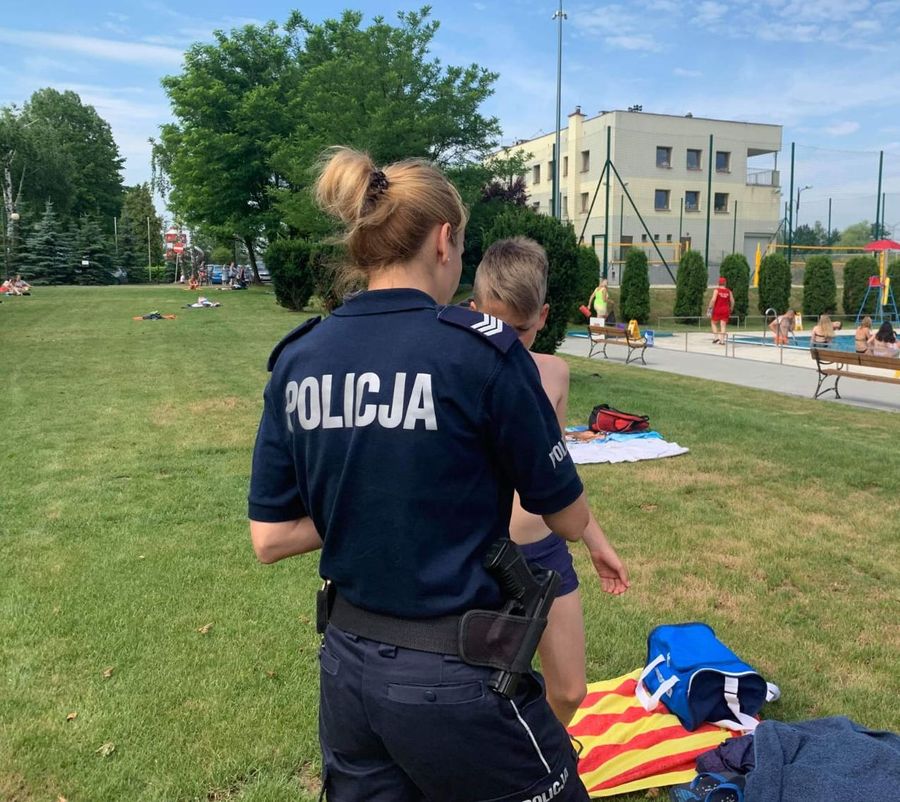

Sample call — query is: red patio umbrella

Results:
[864,239,900,251]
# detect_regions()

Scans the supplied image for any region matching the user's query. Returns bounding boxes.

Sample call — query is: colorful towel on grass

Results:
[564,429,689,464]
[568,670,736,798]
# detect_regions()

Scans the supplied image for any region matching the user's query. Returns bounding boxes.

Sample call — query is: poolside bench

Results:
[810,348,900,399]
[588,324,647,365]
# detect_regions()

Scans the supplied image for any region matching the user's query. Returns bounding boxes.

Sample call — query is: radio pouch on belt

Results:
[316,580,336,635]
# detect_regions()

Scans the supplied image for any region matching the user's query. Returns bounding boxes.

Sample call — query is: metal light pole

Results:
[552,0,567,220]
[795,185,812,226]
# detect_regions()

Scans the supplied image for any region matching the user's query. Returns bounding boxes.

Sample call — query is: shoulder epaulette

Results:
[437,305,518,354]
[267,317,322,371]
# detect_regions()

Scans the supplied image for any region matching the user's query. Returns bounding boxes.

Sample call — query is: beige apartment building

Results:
[510,108,783,283]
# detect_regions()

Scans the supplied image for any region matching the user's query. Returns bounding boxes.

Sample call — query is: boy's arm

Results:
[581,514,629,594]
[550,355,629,593]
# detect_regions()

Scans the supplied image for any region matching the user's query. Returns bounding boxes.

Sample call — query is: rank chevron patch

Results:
[470,313,504,336]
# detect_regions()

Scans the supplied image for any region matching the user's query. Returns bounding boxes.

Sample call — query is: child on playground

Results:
[471,237,629,726]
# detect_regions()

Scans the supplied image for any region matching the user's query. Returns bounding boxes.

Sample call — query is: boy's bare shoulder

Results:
[531,352,570,389]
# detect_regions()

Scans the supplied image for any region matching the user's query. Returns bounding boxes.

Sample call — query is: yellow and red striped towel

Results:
[567,669,737,798]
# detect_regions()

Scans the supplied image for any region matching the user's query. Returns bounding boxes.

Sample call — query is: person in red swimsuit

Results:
[708,276,734,344]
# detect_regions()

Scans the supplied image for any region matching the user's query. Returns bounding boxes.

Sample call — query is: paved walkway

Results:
[558,332,900,413]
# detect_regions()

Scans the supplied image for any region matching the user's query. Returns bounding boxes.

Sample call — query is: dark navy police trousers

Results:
[319,625,589,801]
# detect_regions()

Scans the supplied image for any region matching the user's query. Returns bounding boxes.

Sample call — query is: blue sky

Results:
[4,0,900,229]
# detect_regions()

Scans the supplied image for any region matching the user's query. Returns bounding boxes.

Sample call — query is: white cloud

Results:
[825,121,861,136]
[606,33,662,51]
[0,28,183,68]
[673,67,703,78]
[574,5,664,49]
[694,2,728,24]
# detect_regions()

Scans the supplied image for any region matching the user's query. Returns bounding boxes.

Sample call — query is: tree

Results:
[3,91,124,277]
[266,238,319,311]
[72,215,113,284]
[758,252,791,314]
[572,246,600,322]
[118,184,163,278]
[792,223,822,247]
[620,249,650,323]
[842,255,879,317]
[154,8,500,279]
[719,253,750,321]
[673,249,707,322]
[450,149,531,285]
[484,206,581,354]
[21,89,124,222]
[153,22,297,281]
[802,254,836,318]
[20,200,72,283]
[210,245,234,264]
[839,221,873,247]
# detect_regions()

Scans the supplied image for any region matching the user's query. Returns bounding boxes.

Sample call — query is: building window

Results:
[666,234,673,243]
[580,150,590,172]
[532,164,541,184]
[716,151,731,173]
[563,156,568,177]
[641,234,648,243]
[580,192,590,213]
[532,201,541,211]
[548,160,554,180]
[654,234,660,242]
[654,189,671,211]
[656,146,672,168]
[562,195,568,217]
[686,149,702,170]
[714,192,729,212]
[685,190,700,212]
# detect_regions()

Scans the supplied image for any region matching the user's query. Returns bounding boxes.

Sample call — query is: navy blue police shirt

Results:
[248,288,583,618]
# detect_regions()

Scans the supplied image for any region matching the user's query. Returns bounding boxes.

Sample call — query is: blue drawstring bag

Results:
[635,622,780,732]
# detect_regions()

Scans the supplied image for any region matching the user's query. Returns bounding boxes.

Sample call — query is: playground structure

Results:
[857,275,898,325]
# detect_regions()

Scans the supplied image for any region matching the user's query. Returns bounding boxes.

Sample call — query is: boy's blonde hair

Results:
[473,237,549,319]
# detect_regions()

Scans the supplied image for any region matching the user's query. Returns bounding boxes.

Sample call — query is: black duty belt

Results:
[329,592,462,656]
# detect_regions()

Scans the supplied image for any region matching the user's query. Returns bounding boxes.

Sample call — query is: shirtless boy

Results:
[472,237,629,725]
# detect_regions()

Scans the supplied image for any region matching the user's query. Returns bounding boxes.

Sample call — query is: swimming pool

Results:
[733,333,859,352]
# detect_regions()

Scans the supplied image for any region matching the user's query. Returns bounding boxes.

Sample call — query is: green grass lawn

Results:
[2,286,898,801]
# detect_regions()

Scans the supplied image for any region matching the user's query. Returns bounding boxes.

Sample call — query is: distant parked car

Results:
[254,262,271,283]
[210,265,224,284]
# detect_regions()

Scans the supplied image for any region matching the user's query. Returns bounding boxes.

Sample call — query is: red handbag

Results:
[588,404,650,433]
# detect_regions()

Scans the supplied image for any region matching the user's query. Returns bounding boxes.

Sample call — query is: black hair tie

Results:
[369,170,389,194]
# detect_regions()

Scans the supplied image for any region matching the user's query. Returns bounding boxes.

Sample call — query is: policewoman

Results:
[249,148,591,801]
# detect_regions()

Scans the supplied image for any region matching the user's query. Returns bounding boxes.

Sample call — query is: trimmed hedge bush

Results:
[484,206,581,354]
[842,256,879,317]
[572,246,600,322]
[758,252,791,314]
[719,253,750,322]
[266,238,319,312]
[620,249,650,323]
[674,249,707,322]
[802,255,836,318]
